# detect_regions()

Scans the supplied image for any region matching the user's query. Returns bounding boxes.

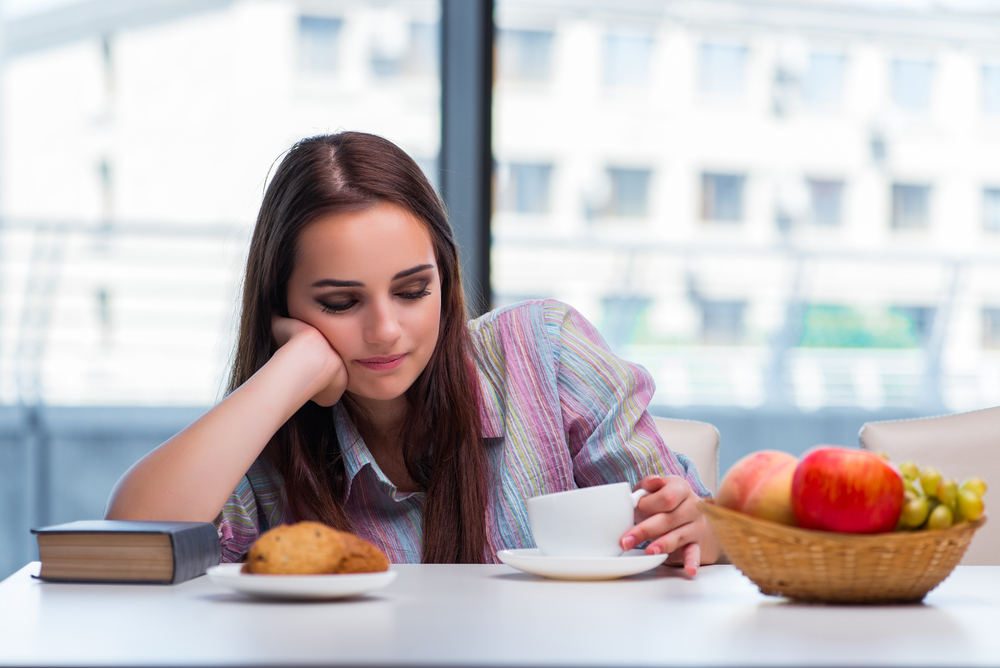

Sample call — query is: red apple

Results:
[718,450,799,526]
[791,446,904,534]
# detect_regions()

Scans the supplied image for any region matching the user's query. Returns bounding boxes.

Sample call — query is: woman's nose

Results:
[364,299,402,345]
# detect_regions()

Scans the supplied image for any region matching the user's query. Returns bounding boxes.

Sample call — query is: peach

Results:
[718,451,798,509]
[741,457,798,526]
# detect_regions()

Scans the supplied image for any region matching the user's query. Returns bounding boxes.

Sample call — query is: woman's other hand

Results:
[271,315,348,406]
[619,475,722,577]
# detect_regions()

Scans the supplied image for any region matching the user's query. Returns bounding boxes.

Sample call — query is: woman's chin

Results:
[345,386,409,407]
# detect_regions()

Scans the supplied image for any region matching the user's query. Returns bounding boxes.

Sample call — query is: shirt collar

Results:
[333,402,429,504]
[333,381,504,498]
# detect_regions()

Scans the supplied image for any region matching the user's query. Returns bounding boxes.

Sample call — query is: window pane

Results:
[499,29,554,82]
[298,16,342,73]
[605,34,653,89]
[985,188,1000,232]
[801,53,846,106]
[983,308,1000,349]
[892,184,931,230]
[499,163,553,214]
[702,173,745,222]
[608,168,651,217]
[892,58,934,111]
[985,65,1000,114]
[808,179,843,226]
[700,43,747,95]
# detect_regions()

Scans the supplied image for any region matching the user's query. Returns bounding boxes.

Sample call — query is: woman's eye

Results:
[318,299,356,314]
[398,289,431,301]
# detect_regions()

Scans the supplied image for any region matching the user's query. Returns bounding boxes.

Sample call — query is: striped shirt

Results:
[215,299,710,563]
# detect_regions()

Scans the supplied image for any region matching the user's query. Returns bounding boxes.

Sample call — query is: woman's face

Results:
[286,201,442,411]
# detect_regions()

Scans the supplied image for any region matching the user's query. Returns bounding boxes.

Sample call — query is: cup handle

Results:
[630,487,650,508]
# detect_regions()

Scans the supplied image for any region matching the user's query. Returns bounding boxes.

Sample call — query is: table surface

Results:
[2,562,1000,668]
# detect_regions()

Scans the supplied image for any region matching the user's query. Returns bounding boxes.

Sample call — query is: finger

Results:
[635,475,668,494]
[623,497,699,551]
[682,543,701,577]
[635,476,692,517]
[625,498,693,547]
[646,518,699,556]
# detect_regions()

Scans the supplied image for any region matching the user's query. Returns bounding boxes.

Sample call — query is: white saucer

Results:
[206,563,397,600]
[496,548,667,580]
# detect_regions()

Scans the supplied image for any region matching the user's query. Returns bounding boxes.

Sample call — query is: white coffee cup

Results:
[525,482,650,558]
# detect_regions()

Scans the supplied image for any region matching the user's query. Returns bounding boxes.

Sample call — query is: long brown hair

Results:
[229,132,488,563]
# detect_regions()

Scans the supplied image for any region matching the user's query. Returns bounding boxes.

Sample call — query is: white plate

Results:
[496,548,667,580]
[206,563,397,600]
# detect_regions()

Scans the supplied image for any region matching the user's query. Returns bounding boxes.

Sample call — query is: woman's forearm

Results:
[105,333,340,522]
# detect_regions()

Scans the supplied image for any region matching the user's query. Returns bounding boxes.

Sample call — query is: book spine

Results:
[170,524,222,584]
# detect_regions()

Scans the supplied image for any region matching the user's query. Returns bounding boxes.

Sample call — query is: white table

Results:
[2,562,1000,667]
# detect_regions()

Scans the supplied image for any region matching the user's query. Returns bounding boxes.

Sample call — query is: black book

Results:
[31,520,221,584]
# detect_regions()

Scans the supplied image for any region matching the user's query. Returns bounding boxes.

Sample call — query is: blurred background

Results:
[2,0,999,577]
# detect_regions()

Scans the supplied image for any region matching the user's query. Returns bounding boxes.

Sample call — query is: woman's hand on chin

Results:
[619,475,722,577]
[271,315,349,407]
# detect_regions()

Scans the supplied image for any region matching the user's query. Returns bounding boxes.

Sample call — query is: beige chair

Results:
[859,407,1000,565]
[653,416,720,495]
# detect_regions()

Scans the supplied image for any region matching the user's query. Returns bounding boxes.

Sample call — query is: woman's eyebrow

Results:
[393,264,435,280]
[310,264,435,289]
[311,278,362,288]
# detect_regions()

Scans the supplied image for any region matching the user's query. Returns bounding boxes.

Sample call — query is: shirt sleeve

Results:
[213,475,261,563]
[543,300,711,498]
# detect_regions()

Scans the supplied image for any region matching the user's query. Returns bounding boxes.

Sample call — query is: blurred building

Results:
[492,0,1000,413]
[1,0,441,406]
[5,0,1000,414]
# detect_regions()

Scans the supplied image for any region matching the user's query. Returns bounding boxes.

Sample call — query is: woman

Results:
[106,131,721,574]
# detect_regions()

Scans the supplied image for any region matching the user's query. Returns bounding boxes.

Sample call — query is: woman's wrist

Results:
[268,329,344,407]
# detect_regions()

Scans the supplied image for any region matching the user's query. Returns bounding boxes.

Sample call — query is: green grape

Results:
[936,479,959,507]
[961,477,988,498]
[957,489,985,522]
[903,478,923,498]
[927,503,953,530]
[920,466,943,499]
[898,461,920,481]
[898,496,930,529]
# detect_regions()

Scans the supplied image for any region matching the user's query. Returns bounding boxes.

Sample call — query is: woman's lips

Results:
[356,354,406,371]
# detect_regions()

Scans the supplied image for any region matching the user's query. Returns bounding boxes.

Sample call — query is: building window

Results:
[372,22,439,79]
[801,53,846,107]
[985,188,1000,232]
[702,300,746,345]
[984,308,1000,349]
[498,29,554,82]
[702,173,745,222]
[498,163,553,214]
[891,58,933,111]
[298,16,342,74]
[891,183,931,230]
[700,43,747,96]
[606,167,651,217]
[984,65,1000,114]
[808,179,844,226]
[604,34,654,89]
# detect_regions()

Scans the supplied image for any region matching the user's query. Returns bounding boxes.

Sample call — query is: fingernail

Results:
[649,544,663,555]
[621,535,636,551]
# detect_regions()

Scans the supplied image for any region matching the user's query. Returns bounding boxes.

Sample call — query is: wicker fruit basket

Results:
[700,500,986,604]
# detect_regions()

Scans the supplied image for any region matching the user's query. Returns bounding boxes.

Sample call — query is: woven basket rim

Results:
[699,499,987,542]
